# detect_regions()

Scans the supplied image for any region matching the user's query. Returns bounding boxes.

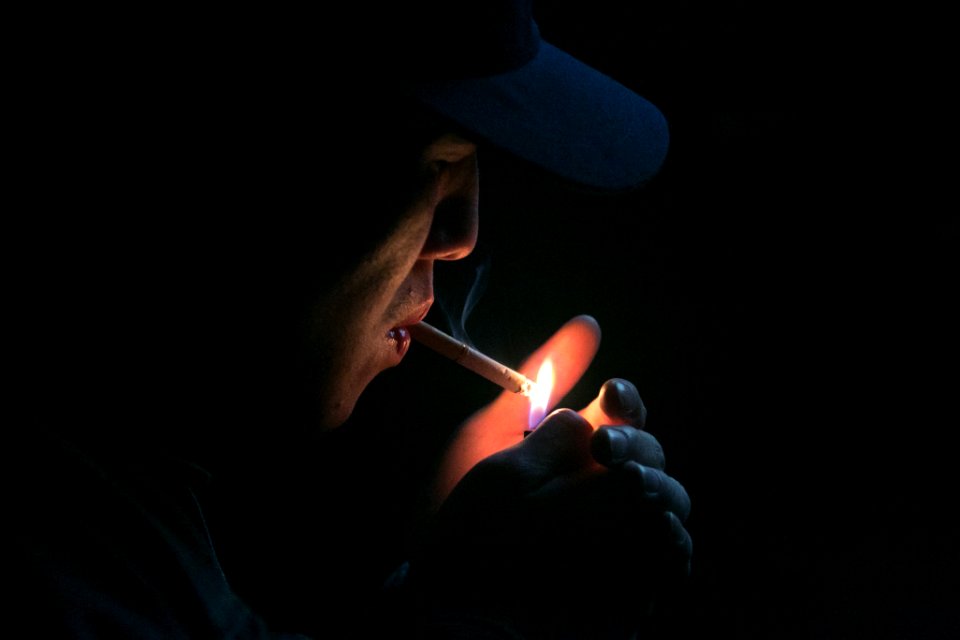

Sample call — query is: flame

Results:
[528,358,555,430]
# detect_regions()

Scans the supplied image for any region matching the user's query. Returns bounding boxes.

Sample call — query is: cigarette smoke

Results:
[434,252,490,347]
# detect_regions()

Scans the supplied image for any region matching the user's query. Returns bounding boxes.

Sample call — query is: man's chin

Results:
[315,386,365,432]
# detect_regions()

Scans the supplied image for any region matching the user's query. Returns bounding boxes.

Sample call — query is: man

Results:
[13,2,691,638]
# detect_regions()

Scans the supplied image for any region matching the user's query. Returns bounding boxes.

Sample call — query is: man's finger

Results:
[580,378,646,430]
[519,408,595,476]
[591,426,665,470]
[622,461,692,521]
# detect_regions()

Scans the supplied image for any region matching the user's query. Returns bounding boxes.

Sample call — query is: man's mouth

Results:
[386,326,411,355]
[386,300,433,355]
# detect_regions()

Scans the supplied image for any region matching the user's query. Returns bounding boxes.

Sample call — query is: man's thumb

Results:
[520,409,595,473]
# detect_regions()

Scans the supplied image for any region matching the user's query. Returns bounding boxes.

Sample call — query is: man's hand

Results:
[412,406,691,638]
[428,315,602,510]
[412,317,692,638]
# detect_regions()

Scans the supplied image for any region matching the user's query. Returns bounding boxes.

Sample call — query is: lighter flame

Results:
[528,358,555,430]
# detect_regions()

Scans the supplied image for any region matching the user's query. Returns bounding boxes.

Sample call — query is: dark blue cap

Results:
[402,1,669,191]
[215,2,668,191]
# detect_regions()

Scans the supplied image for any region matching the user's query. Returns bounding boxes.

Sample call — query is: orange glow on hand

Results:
[579,395,615,430]
[427,315,602,510]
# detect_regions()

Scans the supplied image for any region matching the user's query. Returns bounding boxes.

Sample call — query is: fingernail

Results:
[664,511,685,543]
[640,464,662,496]
[601,379,643,421]
[605,428,629,461]
[612,380,640,413]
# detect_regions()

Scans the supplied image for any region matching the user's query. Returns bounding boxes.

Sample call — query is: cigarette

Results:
[409,321,535,396]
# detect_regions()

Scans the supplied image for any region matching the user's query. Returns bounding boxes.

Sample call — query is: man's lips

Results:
[392,300,433,332]
[387,300,433,355]
[386,326,411,355]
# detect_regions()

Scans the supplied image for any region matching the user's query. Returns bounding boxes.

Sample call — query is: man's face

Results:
[305,133,479,429]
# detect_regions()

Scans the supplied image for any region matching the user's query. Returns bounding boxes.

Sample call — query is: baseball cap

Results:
[117,2,667,193]
[397,1,670,191]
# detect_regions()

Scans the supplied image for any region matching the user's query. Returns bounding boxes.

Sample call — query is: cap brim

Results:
[414,42,669,191]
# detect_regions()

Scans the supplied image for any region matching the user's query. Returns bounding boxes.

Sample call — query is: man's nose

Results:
[420,195,479,261]
[419,162,479,262]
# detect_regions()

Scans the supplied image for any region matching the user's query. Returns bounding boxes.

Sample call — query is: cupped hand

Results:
[428,314,602,509]
[414,317,692,638]
[412,405,692,639]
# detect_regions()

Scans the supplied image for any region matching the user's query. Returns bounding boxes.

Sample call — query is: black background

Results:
[212,3,959,638]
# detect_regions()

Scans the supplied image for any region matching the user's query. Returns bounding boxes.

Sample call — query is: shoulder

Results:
[10,427,277,638]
